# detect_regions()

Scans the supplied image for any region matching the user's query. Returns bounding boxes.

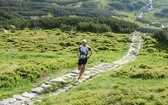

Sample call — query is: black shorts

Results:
[78,58,88,65]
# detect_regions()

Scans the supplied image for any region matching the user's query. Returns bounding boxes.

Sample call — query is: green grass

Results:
[35,35,168,105]
[0,29,130,100]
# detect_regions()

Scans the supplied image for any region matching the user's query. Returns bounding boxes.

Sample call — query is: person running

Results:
[77,39,92,81]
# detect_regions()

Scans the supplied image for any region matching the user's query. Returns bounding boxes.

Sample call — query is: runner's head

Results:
[81,39,87,46]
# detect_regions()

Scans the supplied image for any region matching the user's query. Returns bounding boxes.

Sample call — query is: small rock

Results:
[71,82,79,86]
[31,87,45,94]
[63,86,70,91]
[41,84,51,89]
[64,73,72,77]
[50,77,66,83]
[21,92,37,99]
[13,95,29,101]
[57,89,67,93]
[12,101,25,105]
[70,73,78,77]
[64,84,73,88]
[45,81,52,85]
[81,75,90,80]
[53,91,61,96]
[83,71,90,75]
[71,70,79,74]
[0,98,16,105]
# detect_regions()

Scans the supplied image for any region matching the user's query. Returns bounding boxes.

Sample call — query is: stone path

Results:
[0,34,142,105]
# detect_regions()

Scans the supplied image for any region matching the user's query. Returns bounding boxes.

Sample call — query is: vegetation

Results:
[154,28,168,42]
[1,0,168,32]
[35,35,168,105]
[0,0,168,104]
[0,17,138,33]
[0,29,130,100]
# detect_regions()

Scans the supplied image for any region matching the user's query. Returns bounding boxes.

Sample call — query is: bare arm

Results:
[88,49,92,58]
[77,48,80,59]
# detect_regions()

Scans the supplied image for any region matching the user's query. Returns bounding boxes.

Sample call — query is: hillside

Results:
[0,29,130,100]
[0,0,168,30]
[34,34,168,105]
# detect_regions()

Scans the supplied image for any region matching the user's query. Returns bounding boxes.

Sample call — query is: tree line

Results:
[0,17,138,33]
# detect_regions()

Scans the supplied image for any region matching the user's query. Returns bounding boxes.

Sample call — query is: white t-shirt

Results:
[79,45,91,59]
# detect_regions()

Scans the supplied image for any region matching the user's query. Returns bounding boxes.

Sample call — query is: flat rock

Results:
[0,98,16,105]
[71,70,79,74]
[45,81,52,85]
[41,84,51,89]
[13,95,29,101]
[21,92,37,99]
[93,65,100,68]
[81,75,90,80]
[11,101,24,105]
[71,82,79,86]
[53,91,61,96]
[83,71,90,75]
[31,87,45,94]
[63,86,70,91]
[70,73,78,77]
[50,77,66,83]
[89,68,97,71]
[64,84,73,88]
[57,89,67,93]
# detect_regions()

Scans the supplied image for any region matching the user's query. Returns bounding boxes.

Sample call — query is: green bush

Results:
[0,72,19,88]
[146,48,158,53]
[111,68,168,79]
[139,64,153,69]
[97,46,109,51]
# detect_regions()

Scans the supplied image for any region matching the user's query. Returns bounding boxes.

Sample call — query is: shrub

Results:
[97,46,109,50]
[139,64,153,69]
[154,28,168,42]
[146,48,158,53]
[111,68,168,79]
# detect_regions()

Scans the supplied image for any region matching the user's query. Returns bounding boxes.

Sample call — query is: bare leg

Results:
[78,64,85,80]
[78,65,81,71]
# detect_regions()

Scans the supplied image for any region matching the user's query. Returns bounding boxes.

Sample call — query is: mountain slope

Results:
[0,0,168,29]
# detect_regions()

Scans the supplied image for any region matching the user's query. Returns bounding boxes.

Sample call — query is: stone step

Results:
[31,87,45,94]
[11,101,24,105]
[71,70,79,74]
[50,77,66,83]
[0,98,16,105]
[52,91,61,96]
[41,84,51,89]
[21,92,37,99]
[57,89,67,93]
[13,95,30,102]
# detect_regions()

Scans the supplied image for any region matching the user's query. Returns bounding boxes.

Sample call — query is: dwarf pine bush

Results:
[111,68,168,79]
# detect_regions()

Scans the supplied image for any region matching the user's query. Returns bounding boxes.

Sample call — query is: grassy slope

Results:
[0,29,130,100]
[35,35,168,105]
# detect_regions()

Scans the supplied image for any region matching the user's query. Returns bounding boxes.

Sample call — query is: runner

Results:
[77,39,92,81]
